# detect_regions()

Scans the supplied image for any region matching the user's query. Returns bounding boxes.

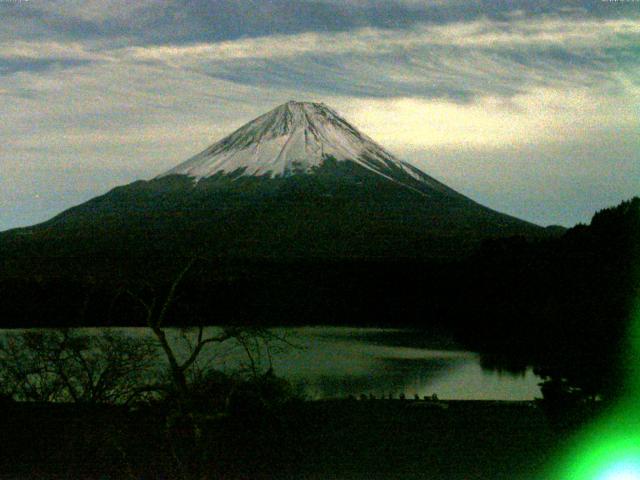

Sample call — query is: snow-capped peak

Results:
[158,101,452,194]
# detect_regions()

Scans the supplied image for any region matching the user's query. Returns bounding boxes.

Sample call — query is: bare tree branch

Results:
[155,258,197,329]
[180,332,234,374]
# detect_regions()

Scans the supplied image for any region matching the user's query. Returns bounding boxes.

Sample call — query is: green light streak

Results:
[548,299,640,480]
[599,459,640,480]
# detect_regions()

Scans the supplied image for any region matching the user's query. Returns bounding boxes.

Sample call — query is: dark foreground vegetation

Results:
[2,395,588,480]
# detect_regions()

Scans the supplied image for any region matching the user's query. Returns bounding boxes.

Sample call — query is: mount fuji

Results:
[0,100,550,280]
[0,100,556,326]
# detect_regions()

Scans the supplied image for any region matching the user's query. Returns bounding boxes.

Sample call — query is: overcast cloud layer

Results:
[1,0,639,230]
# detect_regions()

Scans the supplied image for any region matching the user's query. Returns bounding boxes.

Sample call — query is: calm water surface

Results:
[261,327,540,400]
[5,327,542,400]
[131,326,541,400]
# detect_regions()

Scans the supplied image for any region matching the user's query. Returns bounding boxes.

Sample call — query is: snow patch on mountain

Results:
[159,101,450,194]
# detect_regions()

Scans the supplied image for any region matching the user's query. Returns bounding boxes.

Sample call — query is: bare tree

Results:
[124,259,290,407]
[123,259,298,479]
[0,329,159,404]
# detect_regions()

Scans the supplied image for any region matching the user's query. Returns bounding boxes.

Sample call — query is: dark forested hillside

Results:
[448,197,640,400]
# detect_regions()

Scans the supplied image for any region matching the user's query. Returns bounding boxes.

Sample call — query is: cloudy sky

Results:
[1,0,638,231]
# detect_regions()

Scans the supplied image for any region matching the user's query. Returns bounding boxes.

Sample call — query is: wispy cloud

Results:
[118,17,640,61]
[335,84,640,149]
[4,14,637,100]
[4,0,638,45]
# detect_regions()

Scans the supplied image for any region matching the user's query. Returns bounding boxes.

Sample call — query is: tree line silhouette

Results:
[451,197,639,401]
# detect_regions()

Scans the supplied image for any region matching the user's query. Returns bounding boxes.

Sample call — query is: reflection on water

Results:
[1,326,541,400]
[296,357,462,399]
[264,327,541,400]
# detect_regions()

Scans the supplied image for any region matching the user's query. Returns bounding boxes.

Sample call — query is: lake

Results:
[2,326,541,400]
[241,327,542,400]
